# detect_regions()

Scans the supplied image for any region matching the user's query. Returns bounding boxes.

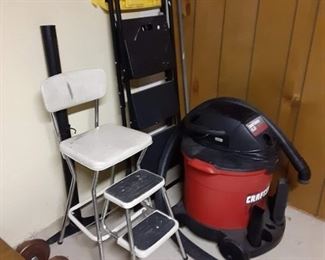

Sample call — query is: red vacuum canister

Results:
[182,98,280,230]
[183,156,271,229]
[154,97,310,259]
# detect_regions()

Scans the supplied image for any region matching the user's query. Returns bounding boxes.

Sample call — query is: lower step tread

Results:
[117,210,178,258]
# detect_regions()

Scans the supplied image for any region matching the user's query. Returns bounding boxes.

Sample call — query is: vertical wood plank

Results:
[173,0,196,117]
[318,180,325,218]
[172,0,196,117]
[218,0,259,99]
[246,0,297,120]
[183,0,196,97]
[288,0,325,215]
[190,0,225,108]
[277,0,319,139]
[172,0,185,117]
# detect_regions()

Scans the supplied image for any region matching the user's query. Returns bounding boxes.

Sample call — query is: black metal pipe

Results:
[40,25,82,221]
[40,25,61,76]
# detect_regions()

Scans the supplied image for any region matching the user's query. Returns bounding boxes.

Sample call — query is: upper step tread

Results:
[104,169,164,208]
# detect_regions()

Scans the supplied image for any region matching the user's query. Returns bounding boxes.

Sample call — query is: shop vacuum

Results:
[155,97,310,260]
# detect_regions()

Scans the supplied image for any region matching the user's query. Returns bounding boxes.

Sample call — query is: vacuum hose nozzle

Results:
[298,169,311,184]
[264,119,311,184]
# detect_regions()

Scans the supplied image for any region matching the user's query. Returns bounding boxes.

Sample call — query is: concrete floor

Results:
[50,206,325,260]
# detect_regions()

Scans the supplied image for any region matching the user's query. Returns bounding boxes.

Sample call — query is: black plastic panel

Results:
[122,15,174,78]
[131,81,179,130]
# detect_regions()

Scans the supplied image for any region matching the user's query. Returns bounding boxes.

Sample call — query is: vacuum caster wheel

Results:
[16,239,50,260]
[218,238,249,260]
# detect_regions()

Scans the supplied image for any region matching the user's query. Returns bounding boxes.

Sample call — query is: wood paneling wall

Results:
[287,0,324,215]
[190,0,226,107]
[218,0,259,99]
[179,0,324,218]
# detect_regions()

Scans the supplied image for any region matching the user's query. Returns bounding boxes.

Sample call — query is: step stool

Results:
[103,169,183,259]
[40,69,186,260]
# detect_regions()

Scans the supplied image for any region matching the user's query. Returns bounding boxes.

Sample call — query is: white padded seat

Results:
[60,123,152,171]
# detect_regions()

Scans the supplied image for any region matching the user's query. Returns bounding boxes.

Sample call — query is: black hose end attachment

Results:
[298,167,311,184]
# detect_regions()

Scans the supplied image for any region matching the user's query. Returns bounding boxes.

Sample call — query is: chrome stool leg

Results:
[125,209,136,260]
[92,171,105,260]
[58,157,77,244]
[161,188,187,259]
[101,166,116,230]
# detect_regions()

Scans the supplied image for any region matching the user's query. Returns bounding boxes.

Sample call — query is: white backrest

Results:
[41,69,106,112]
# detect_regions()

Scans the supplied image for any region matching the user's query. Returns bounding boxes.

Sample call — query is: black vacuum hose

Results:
[192,97,311,184]
[260,118,310,184]
[155,126,183,212]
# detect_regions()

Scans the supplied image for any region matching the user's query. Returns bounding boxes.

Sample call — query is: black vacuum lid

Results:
[182,99,279,171]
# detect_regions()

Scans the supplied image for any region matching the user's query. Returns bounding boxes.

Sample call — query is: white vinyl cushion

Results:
[41,69,106,112]
[59,124,152,171]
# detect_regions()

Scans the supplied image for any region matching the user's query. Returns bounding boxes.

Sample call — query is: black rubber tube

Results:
[216,97,311,184]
